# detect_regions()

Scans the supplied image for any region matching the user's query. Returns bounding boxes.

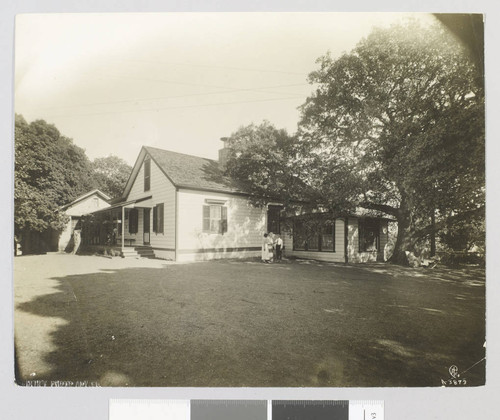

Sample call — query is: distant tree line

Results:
[14,114,131,254]
[224,20,485,265]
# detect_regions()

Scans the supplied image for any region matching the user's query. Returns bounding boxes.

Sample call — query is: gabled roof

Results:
[122,146,247,199]
[59,189,111,211]
[89,195,153,214]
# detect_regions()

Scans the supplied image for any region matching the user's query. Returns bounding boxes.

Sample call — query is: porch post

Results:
[344,217,349,264]
[121,206,125,250]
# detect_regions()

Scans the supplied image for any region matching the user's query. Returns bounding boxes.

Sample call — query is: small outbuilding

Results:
[58,189,111,252]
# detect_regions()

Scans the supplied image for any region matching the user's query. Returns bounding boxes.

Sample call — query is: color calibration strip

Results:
[109,399,384,420]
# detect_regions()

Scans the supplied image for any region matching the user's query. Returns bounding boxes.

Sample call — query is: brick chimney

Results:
[218,137,230,169]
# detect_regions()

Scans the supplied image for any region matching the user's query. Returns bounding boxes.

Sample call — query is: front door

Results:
[143,208,151,245]
[267,205,281,234]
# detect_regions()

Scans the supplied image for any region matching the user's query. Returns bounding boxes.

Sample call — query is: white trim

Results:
[59,189,111,210]
[204,199,227,205]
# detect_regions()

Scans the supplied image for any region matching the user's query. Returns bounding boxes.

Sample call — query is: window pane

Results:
[294,221,306,250]
[210,220,219,232]
[144,159,151,191]
[321,234,334,251]
[364,229,377,251]
[308,235,319,251]
[202,205,210,232]
[210,205,221,219]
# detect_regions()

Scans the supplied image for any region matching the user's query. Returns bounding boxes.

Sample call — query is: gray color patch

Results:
[191,400,267,420]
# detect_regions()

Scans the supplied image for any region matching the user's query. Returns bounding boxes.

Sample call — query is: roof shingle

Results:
[144,146,246,194]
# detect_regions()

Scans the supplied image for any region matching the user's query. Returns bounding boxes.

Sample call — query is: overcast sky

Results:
[15,12,437,165]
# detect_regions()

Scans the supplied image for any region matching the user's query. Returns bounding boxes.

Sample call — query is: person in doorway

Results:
[261,233,274,263]
[275,234,283,261]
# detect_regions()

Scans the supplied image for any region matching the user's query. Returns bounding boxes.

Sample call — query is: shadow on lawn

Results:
[15,261,486,387]
[350,262,486,284]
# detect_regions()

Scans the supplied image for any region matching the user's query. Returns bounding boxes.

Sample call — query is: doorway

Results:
[267,205,281,234]
[143,208,151,245]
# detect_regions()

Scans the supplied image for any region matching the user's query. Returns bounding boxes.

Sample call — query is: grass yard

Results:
[14,254,485,387]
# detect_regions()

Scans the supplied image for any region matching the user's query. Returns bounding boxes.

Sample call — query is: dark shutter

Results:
[158,203,164,234]
[220,206,228,234]
[153,205,158,233]
[129,209,138,234]
[203,205,210,232]
[144,158,151,191]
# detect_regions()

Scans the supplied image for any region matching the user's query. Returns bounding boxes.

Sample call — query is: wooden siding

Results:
[349,218,388,263]
[177,249,261,262]
[288,217,390,263]
[153,249,176,260]
[66,194,110,216]
[380,220,389,261]
[59,194,110,251]
[287,218,345,263]
[125,156,176,251]
[176,189,266,261]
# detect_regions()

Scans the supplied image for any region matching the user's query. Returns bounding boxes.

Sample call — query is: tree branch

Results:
[359,201,399,216]
[412,206,485,239]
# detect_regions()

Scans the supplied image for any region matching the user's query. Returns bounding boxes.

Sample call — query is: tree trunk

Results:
[430,210,436,257]
[388,202,412,266]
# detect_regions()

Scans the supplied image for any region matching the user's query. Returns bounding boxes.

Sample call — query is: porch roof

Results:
[87,195,153,215]
[285,211,395,222]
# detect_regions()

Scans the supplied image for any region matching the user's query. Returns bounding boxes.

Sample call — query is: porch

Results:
[80,196,155,258]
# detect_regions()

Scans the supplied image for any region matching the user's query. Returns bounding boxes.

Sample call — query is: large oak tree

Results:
[298,20,484,264]
[224,21,484,264]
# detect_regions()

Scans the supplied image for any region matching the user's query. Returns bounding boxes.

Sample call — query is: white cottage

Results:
[84,145,270,261]
[83,143,390,263]
[58,189,111,251]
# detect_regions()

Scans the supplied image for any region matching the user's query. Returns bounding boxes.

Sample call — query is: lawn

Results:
[14,254,485,387]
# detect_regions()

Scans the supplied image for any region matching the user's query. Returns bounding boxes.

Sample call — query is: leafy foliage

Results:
[15,115,95,241]
[223,121,307,208]
[91,155,132,199]
[15,116,133,253]
[224,21,484,265]
[298,20,484,263]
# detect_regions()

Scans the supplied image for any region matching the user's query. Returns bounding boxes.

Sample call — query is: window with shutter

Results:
[203,205,227,234]
[210,206,221,232]
[144,158,151,192]
[152,204,165,234]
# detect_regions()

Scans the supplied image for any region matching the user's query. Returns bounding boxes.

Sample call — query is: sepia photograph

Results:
[13,12,485,389]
